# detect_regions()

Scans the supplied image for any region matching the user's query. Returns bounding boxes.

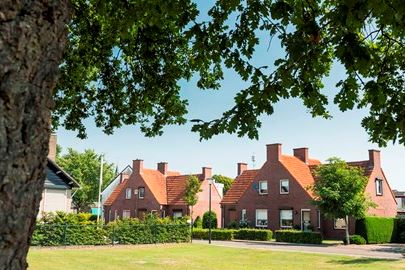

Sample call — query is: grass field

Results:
[28,244,405,270]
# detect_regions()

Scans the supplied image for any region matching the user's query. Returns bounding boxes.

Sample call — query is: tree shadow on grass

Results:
[329,258,401,265]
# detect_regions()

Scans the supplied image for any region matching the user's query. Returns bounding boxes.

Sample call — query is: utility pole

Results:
[96,154,104,225]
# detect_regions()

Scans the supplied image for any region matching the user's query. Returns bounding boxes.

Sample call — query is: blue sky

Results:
[57,1,405,190]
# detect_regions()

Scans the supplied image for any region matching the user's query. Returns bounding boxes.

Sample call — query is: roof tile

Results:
[221,170,259,204]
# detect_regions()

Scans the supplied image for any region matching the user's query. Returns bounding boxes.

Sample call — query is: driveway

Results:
[194,240,405,259]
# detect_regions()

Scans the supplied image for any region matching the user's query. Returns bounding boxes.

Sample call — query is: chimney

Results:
[293,148,309,164]
[120,172,131,183]
[47,134,57,161]
[368,149,381,168]
[133,159,144,174]
[157,162,168,175]
[202,167,212,179]
[237,163,248,176]
[267,143,282,162]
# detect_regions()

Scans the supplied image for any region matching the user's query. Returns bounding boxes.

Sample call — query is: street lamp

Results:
[208,178,213,244]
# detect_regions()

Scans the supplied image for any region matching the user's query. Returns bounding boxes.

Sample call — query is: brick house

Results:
[221,143,397,239]
[103,159,223,226]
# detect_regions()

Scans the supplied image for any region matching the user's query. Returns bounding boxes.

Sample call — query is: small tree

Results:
[312,157,375,244]
[203,211,218,229]
[212,174,234,194]
[184,175,202,241]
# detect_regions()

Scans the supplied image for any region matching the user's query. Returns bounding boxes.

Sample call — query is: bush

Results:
[227,221,239,229]
[202,211,217,229]
[31,213,191,246]
[355,217,396,244]
[193,216,202,228]
[235,229,272,241]
[395,217,405,243]
[192,229,235,240]
[274,230,322,244]
[343,235,366,245]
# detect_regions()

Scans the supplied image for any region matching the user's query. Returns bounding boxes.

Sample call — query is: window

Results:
[317,210,321,229]
[280,179,289,194]
[173,210,183,218]
[376,179,383,195]
[122,210,131,219]
[256,209,268,227]
[125,188,132,199]
[258,181,268,194]
[241,209,247,221]
[138,187,145,199]
[280,210,293,228]
[334,218,346,230]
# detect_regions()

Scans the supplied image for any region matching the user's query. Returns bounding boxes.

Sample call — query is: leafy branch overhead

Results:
[54,0,405,146]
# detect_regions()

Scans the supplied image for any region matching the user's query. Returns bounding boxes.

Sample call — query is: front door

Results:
[301,210,311,231]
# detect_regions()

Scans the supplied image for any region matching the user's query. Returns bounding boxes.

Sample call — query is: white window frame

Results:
[317,210,321,229]
[280,179,289,194]
[280,210,293,229]
[255,209,268,227]
[241,209,247,221]
[334,218,346,230]
[122,210,131,219]
[173,210,183,218]
[258,181,268,195]
[125,188,132,199]
[138,187,145,199]
[375,179,383,196]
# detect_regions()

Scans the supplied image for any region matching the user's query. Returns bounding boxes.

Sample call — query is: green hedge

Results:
[355,217,396,244]
[192,229,235,240]
[32,212,190,246]
[343,235,366,245]
[234,229,272,241]
[202,211,218,229]
[274,230,322,244]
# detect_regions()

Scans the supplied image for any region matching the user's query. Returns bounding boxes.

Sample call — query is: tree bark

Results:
[345,215,350,245]
[0,1,70,269]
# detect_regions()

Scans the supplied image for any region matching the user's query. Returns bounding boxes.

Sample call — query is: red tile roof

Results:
[141,169,168,204]
[104,179,128,206]
[346,160,373,176]
[221,170,259,204]
[166,175,189,205]
[280,155,316,197]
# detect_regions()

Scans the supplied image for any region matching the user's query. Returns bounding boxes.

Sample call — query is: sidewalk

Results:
[193,239,405,259]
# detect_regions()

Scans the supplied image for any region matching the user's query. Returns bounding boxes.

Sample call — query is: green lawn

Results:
[28,244,404,270]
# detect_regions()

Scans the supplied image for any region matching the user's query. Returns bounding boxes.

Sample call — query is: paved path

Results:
[194,240,405,259]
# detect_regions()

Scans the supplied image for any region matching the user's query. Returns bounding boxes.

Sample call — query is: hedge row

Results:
[192,229,273,241]
[274,230,322,244]
[355,217,405,244]
[32,212,191,246]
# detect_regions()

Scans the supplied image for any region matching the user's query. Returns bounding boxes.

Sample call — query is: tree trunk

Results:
[0,1,70,269]
[345,215,350,245]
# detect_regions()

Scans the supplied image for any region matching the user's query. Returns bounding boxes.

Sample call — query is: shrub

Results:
[343,235,366,245]
[202,211,217,229]
[274,230,322,244]
[355,217,396,244]
[193,216,202,228]
[238,220,251,228]
[235,229,272,241]
[399,231,405,243]
[227,221,239,229]
[395,217,405,243]
[192,229,235,240]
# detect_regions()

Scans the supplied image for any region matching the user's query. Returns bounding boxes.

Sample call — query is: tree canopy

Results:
[212,174,234,194]
[311,157,375,243]
[57,147,116,212]
[184,175,202,207]
[53,0,405,146]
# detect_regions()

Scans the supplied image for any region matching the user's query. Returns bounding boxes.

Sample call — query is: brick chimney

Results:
[47,133,57,161]
[157,162,168,175]
[133,159,144,174]
[202,167,212,179]
[120,172,131,183]
[237,163,247,176]
[293,147,309,164]
[368,149,381,168]
[267,143,282,162]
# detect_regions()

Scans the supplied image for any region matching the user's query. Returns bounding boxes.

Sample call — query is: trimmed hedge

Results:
[234,229,272,241]
[274,230,322,244]
[192,229,235,240]
[343,235,366,245]
[355,217,396,244]
[32,212,191,246]
[202,211,218,229]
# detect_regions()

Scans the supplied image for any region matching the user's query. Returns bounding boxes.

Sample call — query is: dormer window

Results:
[376,179,383,196]
[258,181,268,194]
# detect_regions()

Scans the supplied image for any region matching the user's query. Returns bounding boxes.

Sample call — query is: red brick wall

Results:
[223,160,319,231]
